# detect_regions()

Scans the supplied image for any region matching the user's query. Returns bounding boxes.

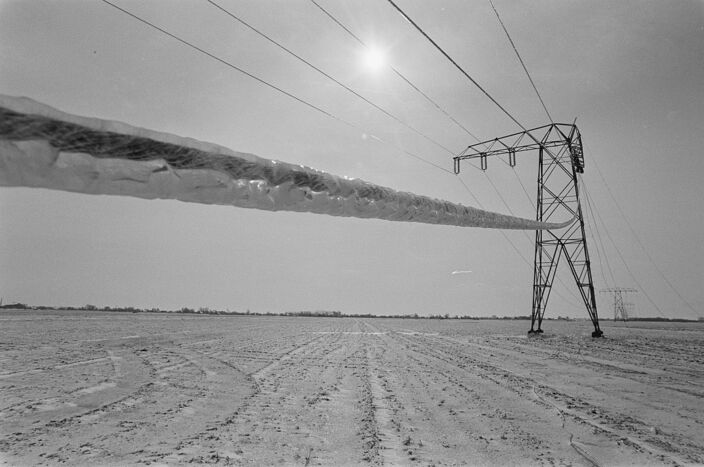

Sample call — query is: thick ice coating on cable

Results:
[0,95,572,230]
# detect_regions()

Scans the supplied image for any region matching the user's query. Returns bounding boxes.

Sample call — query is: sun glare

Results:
[362,46,386,72]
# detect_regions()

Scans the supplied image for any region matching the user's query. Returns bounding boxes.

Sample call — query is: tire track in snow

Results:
[167,331,353,464]
[383,325,702,465]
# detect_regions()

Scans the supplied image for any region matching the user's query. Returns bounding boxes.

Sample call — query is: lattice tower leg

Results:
[529,145,603,337]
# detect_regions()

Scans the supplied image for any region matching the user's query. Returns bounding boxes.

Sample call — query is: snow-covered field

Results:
[1,310,702,466]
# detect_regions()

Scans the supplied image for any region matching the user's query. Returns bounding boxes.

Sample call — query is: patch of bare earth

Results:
[1,311,702,465]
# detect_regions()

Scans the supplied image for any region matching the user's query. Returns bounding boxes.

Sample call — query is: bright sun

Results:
[362,46,386,72]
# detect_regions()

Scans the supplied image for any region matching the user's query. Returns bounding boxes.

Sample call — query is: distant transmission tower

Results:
[601,288,637,321]
[454,124,604,337]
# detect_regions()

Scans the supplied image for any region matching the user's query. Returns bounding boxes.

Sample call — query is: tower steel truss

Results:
[454,123,603,337]
[601,288,637,321]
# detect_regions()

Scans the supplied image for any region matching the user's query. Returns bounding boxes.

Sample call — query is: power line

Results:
[487,0,553,123]
[462,145,584,304]
[385,0,528,134]
[309,0,484,144]
[100,0,452,175]
[386,0,578,201]
[457,176,584,309]
[581,180,615,289]
[456,175,483,207]
[483,172,520,221]
[512,168,535,209]
[581,179,616,288]
[470,158,584,305]
[100,0,342,128]
[207,0,457,156]
[384,0,571,207]
[579,178,666,317]
[586,150,700,318]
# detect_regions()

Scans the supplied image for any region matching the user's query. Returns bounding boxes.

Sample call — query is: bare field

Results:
[1,311,702,466]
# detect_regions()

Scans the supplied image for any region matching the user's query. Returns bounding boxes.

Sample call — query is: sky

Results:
[1,0,702,319]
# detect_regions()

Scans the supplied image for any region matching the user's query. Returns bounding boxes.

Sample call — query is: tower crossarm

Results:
[453,123,584,174]
[600,288,638,293]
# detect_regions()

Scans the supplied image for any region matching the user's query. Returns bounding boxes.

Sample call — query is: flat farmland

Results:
[1,311,702,466]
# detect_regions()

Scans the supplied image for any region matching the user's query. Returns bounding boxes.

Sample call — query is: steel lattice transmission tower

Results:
[601,288,637,321]
[454,123,604,337]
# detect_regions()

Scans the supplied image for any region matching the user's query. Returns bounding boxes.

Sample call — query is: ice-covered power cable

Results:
[0,95,572,230]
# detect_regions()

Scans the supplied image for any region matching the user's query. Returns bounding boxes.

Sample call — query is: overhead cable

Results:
[309,0,484,144]
[207,0,457,156]
[581,179,616,288]
[100,0,452,174]
[487,0,553,123]
[587,150,700,317]
[457,177,585,308]
[385,0,528,134]
[581,180,666,317]
[386,0,572,178]
[512,169,536,209]
[100,1,338,125]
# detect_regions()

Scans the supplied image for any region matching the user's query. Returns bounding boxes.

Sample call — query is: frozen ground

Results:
[0,310,702,466]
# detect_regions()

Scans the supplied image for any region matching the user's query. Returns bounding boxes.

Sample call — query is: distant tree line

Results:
[1,302,701,322]
[0,302,30,309]
[623,317,703,323]
[0,303,530,320]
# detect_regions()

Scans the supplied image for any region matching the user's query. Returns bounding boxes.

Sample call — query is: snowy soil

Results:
[0,311,702,466]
